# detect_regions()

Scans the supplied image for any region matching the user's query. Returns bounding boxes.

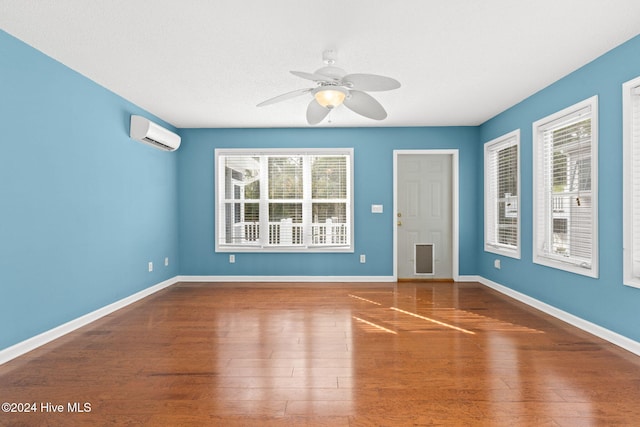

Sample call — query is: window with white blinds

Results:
[623,77,640,288]
[533,96,598,277]
[484,130,520,258]
[215,148,353,252]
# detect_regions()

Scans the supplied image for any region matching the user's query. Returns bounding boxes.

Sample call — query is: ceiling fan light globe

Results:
[314,87,347,108]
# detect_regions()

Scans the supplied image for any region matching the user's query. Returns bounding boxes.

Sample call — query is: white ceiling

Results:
[1,1,640,128]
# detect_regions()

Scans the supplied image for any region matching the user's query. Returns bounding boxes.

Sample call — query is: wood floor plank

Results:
[1,281,640,425]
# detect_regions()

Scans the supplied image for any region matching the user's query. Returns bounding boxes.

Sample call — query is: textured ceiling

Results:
[1,0,640,128]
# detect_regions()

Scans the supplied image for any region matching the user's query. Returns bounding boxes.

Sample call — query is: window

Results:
[484,130,520,258]
[215,148,353,252]
[533,96,598,277]
[623,76,640,288]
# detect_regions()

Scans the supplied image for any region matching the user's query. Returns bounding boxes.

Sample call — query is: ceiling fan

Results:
[257,50,401,125]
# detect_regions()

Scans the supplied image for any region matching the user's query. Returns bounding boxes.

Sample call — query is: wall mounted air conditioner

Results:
[129,115,181,151]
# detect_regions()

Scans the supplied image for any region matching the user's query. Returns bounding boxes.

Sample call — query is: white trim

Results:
[623,76,640,289]
[0,276,179,366]
[393,150,460,281]
[175,275,396,283]
[483,129,521,259]
[532,95,599,278]
[457,275,482,282]
[215,147,355,253]
[477,276,640,357]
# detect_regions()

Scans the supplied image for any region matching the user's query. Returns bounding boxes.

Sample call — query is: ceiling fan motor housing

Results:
[314,66,347,80]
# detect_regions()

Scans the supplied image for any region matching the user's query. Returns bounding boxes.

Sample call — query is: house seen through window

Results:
[484,130,520,258]
[215,149,353,252]
[533,96,598,277]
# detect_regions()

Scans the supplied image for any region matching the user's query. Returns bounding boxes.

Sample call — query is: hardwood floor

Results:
[2,281,640,426]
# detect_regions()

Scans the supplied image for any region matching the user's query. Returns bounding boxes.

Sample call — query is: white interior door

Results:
[396,153,453,279]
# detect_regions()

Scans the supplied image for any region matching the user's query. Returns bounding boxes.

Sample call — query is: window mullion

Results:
[223,163,232,244]
[303,156,312,246]
[259,156,269,247]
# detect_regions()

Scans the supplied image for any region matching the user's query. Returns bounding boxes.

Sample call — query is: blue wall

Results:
[0,30,179,350]
[3,24,640,353]
[479,34,640,341]
[177,127,480,277]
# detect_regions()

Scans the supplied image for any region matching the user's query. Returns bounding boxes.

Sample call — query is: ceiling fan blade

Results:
[343,90,387,120]
[342,73,401,91]
[306,99,331,125]
[257,88,313,107]
[290,70,333,82]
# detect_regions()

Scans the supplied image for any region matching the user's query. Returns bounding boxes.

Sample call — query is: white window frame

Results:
[215,148,354,253]
[623,76,640,288]
[532,96,598,278]
[484,129,521,259]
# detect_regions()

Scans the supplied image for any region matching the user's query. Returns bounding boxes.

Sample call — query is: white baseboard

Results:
[0,276,179,366]
[5,274,637,365]
[456,275,482,282]
[175,275,396,283]
[476,276,640,357]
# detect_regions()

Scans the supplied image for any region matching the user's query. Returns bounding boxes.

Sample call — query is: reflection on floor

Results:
[1,281,640,426]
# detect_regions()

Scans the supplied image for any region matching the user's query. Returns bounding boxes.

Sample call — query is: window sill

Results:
[533,254,598,278]
[216,245,354,254]
[484,244,520,259]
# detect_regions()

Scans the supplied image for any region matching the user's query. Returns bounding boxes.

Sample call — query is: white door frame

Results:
[393,149,460,281]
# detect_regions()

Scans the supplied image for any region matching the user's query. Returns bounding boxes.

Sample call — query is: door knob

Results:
[397,221,402,226]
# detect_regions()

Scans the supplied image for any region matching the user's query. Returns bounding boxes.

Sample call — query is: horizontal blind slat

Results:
[536,102,594,268]
[485,134,518,252]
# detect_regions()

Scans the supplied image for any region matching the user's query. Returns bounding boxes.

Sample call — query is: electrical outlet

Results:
[229,254,235,264]
[148,262,153,272]
[494,259,501,269]
[360,254,366,263]
[164,257,169,266]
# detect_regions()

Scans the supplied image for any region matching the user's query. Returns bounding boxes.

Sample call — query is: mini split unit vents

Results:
[129,115,181,151]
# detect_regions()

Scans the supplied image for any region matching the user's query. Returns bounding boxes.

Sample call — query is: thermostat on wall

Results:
[371,204,384,213]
